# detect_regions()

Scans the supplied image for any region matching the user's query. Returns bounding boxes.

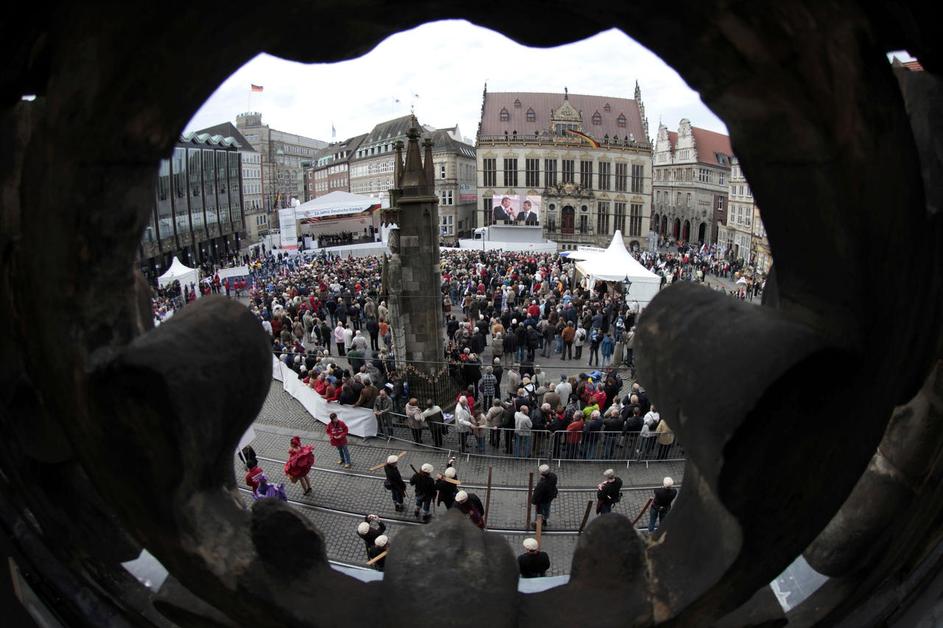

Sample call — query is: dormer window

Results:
[500,107,510,121]
[513,99,522,109]
[617,114,626,128]
[592,111,602,126]
[604,103,611,112]
[526,108,536,122]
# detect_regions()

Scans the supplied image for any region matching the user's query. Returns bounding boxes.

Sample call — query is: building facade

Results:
[652,119,732,244]
[476,86,653,250]
[717,156,753,262]
[307,134,366,200]
[349,115,416,208]
[717,156,772,274]
[140,133,244,282]
[235,112,327,225]
[194,122,264,242]
[430,127,476,243]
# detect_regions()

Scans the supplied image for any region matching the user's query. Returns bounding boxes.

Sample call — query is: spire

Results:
[423,136,434,186]
[394,140,405,185]
[400,125,427,190]
[635,80,650,142]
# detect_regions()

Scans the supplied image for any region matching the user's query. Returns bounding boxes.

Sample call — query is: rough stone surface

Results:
[383,510,519,628]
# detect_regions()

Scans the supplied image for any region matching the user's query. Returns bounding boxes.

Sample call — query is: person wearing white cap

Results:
[517,538,550,578]
[649,477,678,533]
[410,463,436,522]
[383,455,407,512]
[435,466,459,509]
[531,464,559,528]
[367,534,389,572]
[596,468,623,515]
[356,514,386,555]
[454,490,486,529]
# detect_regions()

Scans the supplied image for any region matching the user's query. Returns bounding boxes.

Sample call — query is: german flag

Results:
[565,129,601,148]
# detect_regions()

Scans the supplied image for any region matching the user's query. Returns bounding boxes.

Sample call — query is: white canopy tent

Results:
[574,231,662,307]
[294,191,382,221]
[157,257,200,294]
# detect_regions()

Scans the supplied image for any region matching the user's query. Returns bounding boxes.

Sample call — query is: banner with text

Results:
[278,208,298,249]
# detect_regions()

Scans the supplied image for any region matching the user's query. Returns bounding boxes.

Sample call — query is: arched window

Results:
[604,103,611,112]
[500,107,510,121]
[513,99,522,108]
[526,108,536,122]
[617,114,626,128]
[592,111,602,126]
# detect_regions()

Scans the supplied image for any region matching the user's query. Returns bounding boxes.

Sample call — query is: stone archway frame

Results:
[2,2,941,628]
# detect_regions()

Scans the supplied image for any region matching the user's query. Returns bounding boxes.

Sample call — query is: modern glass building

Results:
[140,133,245,283]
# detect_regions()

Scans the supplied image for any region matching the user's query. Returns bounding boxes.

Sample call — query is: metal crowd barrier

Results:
[377,411,685,463]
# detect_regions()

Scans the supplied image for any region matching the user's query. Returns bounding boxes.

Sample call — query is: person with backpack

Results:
[649,476,678,533]
[596,468,623,514]
[588,327,602,367]
[574,326,587,360]
[531,464,559,528]
[284,436,314,496]
[410,463,436,523]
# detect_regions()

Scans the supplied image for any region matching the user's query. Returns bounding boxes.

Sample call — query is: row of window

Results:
[147,147,243,245]
[481,198,643,236]
[655,167,726,186]
[482,158,645,192]
[498,108,628,128]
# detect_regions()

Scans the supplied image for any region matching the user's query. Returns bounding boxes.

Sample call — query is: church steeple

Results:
[635,80,650,142]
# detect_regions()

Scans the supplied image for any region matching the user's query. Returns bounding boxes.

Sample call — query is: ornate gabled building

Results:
[475,85,653,250]
[652,119,732,244]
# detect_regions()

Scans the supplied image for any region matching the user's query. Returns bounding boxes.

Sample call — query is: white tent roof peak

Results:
[158,257,196,281]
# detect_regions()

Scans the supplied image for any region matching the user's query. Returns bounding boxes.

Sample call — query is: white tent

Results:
[294,191,381,220]
[574,231,662,307]
[157,257,200,295]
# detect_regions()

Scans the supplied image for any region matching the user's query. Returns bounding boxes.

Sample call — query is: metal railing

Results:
[377,412,685,464]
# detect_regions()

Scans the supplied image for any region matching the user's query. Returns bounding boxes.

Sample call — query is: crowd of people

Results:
[159,241,706,576]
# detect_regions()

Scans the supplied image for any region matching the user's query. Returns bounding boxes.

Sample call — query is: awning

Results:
[293,191,381,221]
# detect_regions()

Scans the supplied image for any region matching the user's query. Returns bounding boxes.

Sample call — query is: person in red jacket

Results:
[241,446,264,490]
[284,435,314,495]
[324,377,341,402]
[326,412,352,468]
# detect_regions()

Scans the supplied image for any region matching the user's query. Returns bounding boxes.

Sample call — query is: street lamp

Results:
[623,275,633,304]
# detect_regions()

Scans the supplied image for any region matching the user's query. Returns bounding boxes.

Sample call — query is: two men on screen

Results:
[493,197,538,225]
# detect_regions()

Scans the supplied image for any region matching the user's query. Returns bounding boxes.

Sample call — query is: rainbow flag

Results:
[565,129,601,148]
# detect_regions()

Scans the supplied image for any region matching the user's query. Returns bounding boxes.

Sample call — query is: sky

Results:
[184,20,731,145]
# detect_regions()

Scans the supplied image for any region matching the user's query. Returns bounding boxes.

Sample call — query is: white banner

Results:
[271,356,378,437]
[279,208,298,250]
[216,265,249,280]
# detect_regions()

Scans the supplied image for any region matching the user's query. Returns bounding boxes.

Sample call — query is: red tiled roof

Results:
[691,127,732,166]
[667,131,678,149]
[478,91,645,144]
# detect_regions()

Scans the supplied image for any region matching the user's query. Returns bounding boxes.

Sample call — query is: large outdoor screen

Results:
[491,194,540,226]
